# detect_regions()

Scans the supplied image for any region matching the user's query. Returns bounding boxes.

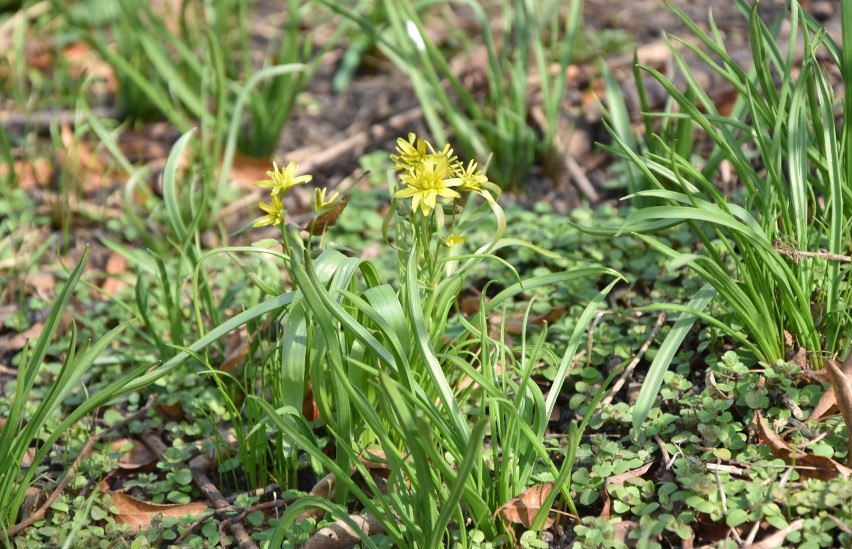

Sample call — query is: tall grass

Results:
[602,0,852,431]
[315,0,583,190]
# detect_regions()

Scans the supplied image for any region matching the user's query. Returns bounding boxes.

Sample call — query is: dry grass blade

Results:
[823,355,852,467]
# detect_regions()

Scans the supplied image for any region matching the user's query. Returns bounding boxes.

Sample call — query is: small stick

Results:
[602,313,666,406]
[139,433,258,549]
[653,434,674,470]
[174,499,288,545]
[7,396,156,538]
[774,241,852,263]
[225,483,280,503]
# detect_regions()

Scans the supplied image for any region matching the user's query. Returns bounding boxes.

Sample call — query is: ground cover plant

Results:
[3,0,852,547]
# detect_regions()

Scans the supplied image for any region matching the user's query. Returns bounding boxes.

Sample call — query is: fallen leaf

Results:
[63,42,117,93]
[305,196,349,235]
[303,380,320,422]
[110,493,209,530]
[28,273,56,301]
[303,512,385,549]
[226,152,274,188]
[101,253,129,295]
[824,356,852,467]
[493,306,566,335]
[111,438,156,471]
[755,410,852,480]
[612,520,641,547]
[0,158,53,189]
[156,401,185,421]
[805,384,838,423]
[495,483,554,528]
[219,326,249,373]
[0,323,43,352]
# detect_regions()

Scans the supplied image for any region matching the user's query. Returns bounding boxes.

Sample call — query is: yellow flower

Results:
[449,159,500,197]
[444,234,466,247]
[394,155,461,216]
[312,187,341,213]
[255,161,312,196]
[390,133,457,172]
[253,194,286,227]
[390,133,429,172]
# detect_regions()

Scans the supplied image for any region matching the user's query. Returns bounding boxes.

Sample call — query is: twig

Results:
[2,108,119,133]
[174,499,288,545]
[225,483,280,503]
[564,154,599,203]
[653,434,674,470]
[140,433,257,549]
[602,313,666,406]
[7,396,156,538]
[774,241,852,263]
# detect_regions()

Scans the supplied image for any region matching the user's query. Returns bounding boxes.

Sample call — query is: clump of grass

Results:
[160,133,621,545]
[599,0,852,431]
[315,0,583,191]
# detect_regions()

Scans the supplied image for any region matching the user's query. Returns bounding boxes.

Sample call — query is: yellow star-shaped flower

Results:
[255,161,312,196]
[253,194,286,227]
[394,155,461,216]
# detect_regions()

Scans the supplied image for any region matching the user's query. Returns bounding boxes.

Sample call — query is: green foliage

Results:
[316,0,582,190]
[598,0,852,437]
[53,0,330,158]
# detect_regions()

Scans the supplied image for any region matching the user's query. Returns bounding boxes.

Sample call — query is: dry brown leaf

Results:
[303,380,320,422]
[111,438,156,471]
[219,326,249,373]
[303,512,385,549]
[741,518,805,549]
[58,123,113,192]
[156,401,185,421]
[495,483,554,528]
[0,323,43,352]
[110,493,209,530]
[28,273,56,300]
[806,385,838,423]
[305,196,349,235]
[494,306,567,335]
[62,42,117,93]
[226,152,275,188]
[824,357,852,466]
[612,519,641,547]
[0,158,53,189]
[755,410,852,480]
[101,253,129,295]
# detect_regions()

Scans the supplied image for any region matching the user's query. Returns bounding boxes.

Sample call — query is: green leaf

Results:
[726,508,750,528]
[90,506,109,521]
[632,284,715,435]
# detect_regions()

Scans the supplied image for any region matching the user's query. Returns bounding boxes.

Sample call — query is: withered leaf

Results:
[110,493,208,530]
[495,483,554,528]
[755,410,852,480]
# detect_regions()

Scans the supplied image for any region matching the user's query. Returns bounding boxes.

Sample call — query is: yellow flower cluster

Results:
[253,161,312,228]
[390,133,498,216]
[253,160,347,236]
